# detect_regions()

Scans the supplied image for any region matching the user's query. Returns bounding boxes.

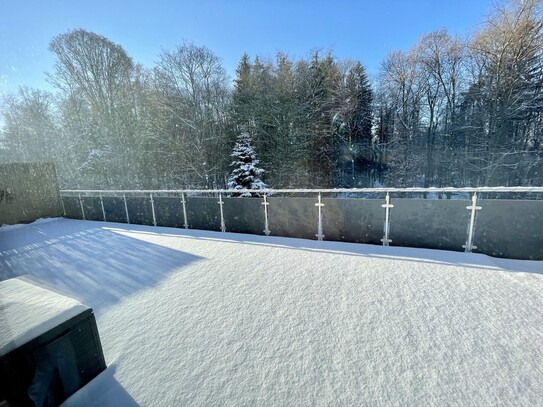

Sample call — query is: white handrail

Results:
[60,186,543,195]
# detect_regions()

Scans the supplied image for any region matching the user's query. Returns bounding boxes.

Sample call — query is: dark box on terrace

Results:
[0,279,106,407]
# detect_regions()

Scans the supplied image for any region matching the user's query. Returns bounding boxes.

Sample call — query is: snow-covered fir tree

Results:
[227,132,267,196]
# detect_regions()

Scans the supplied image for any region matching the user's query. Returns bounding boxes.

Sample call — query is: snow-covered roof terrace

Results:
[1,218,542,405]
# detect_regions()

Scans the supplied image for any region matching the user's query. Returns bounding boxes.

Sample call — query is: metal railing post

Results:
[315,193,324,241]
[463,192,482,252]
[123,193,130,224]
[150,193,157,227]
[78,194,86,220]
[381,192,393,246]
[99,193,106,222]
[60,196,66,217]
[262,193,270,236]
[181,192,188,229]
[218,192,226,232]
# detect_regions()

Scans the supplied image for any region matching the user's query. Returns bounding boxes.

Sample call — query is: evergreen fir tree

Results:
[227,132,267,196]
[231,53,253,128]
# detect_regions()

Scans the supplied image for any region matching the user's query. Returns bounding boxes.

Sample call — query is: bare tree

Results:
[154,42,230,187]
[48,29,137,187]
[414,30,466,186]
[377,50,424,186]
[466,0,543,185]
[1,88,58,164]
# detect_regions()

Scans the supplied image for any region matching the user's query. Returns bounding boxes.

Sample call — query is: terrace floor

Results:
[1,218,542,406]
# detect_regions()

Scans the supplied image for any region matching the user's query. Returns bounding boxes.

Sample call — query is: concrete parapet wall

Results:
[0,163,62,225]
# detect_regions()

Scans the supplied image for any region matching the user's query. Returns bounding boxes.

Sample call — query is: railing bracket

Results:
[218,193,226,233]
[381,193,393,246]
[315,193,325,241]
[262,194,270,236]
[463,192,482,252]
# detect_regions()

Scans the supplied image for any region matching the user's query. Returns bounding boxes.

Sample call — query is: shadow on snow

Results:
[0,219,204,314]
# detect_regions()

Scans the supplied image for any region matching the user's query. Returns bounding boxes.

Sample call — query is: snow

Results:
[0,278,89,356]
[228,132,267,196]
[0,218,60,233]
[0,223,26,232]
[0,217,62,232]
[1,218,542,406]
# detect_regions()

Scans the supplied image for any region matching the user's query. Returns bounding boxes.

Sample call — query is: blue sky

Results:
[1,0,492,97]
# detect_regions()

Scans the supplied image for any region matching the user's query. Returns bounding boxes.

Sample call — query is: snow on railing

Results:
[61,186,543,194]
[60,187,543,254]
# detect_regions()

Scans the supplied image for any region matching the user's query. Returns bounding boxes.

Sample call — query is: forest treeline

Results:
[1,0,542,189]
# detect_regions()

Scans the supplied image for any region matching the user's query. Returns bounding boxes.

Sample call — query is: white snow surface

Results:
[0,218,542,406]
[0,278,89,356]
[0,217,61,232]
